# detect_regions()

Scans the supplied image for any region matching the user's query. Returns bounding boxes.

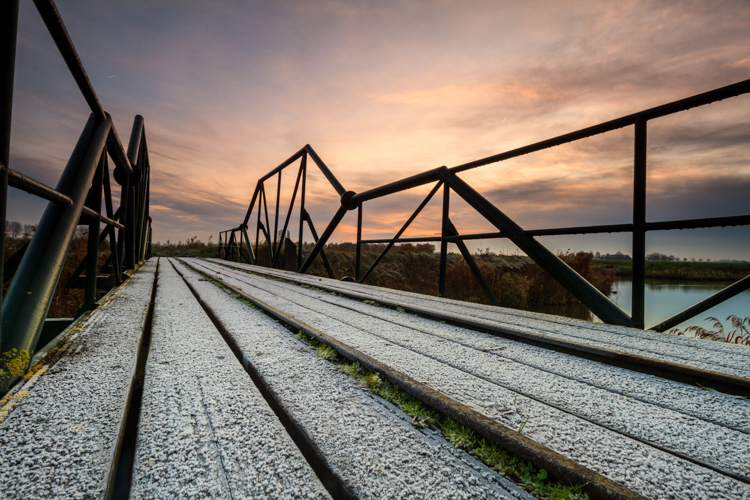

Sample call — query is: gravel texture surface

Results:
[192,259,750,476]
[130,259,330,500]
[214,260,750,378]
[191,258,750,500]
[0,259,157,500]
[174,258,531,500]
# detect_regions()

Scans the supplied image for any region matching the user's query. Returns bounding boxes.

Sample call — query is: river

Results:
[535,279,750,334]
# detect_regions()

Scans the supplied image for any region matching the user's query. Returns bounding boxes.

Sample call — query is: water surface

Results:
[534,279,750,335]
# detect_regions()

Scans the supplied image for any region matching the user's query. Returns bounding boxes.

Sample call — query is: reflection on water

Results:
[529,279,750,332]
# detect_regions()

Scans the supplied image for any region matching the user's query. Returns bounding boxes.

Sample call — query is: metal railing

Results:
[1,0,152,395]
[221,80,750,335]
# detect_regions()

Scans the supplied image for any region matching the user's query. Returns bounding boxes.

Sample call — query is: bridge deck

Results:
[1,256,749,499]
[189,258,750,500]
[0,260,157,499]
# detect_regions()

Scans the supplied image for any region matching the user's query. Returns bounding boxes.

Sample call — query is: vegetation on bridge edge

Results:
[295,330,589,500]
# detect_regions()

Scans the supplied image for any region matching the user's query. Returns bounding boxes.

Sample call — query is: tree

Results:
[23,224,36,239]
[6,220,22,239]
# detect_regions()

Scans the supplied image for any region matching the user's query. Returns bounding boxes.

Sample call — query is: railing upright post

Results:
[146,219,152,259]
[356,204,362,281]
[439,184,450,297]
[273,171,281,265]
[298,153,307,270]
[83,151,104,311]
[125,181,137,270]
[261,185,273,264]
[137,148,150,262]
[255,210,261,263]
[101,156,121,286]
[0,0,19,337]
[235,230,240,262]
[632,118,647,329]
[115,174,130,275]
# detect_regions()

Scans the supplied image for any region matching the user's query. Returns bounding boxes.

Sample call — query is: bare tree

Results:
[23,224,36,239]
[7,220,22,239]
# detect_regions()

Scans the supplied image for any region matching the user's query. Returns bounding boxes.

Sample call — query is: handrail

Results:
[352,79,750,204]
[1,0,153,395]
[224,78,750,335]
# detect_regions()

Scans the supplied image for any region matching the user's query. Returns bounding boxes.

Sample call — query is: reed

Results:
[251,241,615,310]
[668,315,750,345]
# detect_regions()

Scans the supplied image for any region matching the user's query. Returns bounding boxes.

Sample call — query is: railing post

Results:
[273,171,281,263]
[1,115,110,394]
[355,204,362,281]
[116,175,130,275]
[83,151,104,311]
[0,0,19,344]
[297,153,307,270]
[125,181,137,270]
[137,149,150,262]
[439,183,450,297]
[632,118,647,329]
[146,218,152,259]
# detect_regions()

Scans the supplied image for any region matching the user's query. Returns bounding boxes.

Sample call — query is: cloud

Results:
[9,0,750,256]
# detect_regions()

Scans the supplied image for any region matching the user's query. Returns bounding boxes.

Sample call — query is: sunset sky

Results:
[8,0,750,260]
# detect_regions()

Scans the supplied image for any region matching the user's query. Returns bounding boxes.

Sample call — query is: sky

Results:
[7,0,750,260]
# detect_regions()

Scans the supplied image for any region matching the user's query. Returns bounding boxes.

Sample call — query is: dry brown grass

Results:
[249,242,615,309]
[4,232,112,318]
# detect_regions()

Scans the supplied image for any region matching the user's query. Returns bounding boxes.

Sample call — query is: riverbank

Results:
[593,259,750,281]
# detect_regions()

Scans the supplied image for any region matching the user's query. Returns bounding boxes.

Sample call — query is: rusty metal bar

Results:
[259,146,305,183]
[439,183,450,297]
[7,169,73,206]
[261,184,273,264]
[650,275,750,333]
[300,208,337,278]
[439,167,635,327]
[355,204,362,282]
[273,162,304,265]
[360,181,442,284]
[631,119,647,328]
[304,144,346,196]
[1,115,110,394]
[297,153,307,269]
[447,219,499,306]
[0,0,18,331]
[273,171,281,257]
[353,79,750,205]
[241,181,261,228]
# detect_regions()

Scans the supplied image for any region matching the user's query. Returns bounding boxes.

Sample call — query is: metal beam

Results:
[299,208,339,278]
[1,115,111,394]
[447,219,499,306]
[0,0,19,344]
[438,167,635,327]
[360,181,442,284]
[650,275,750,333]
[439,184,449,297]
[304,144,346,196]
[631,119,647,328]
